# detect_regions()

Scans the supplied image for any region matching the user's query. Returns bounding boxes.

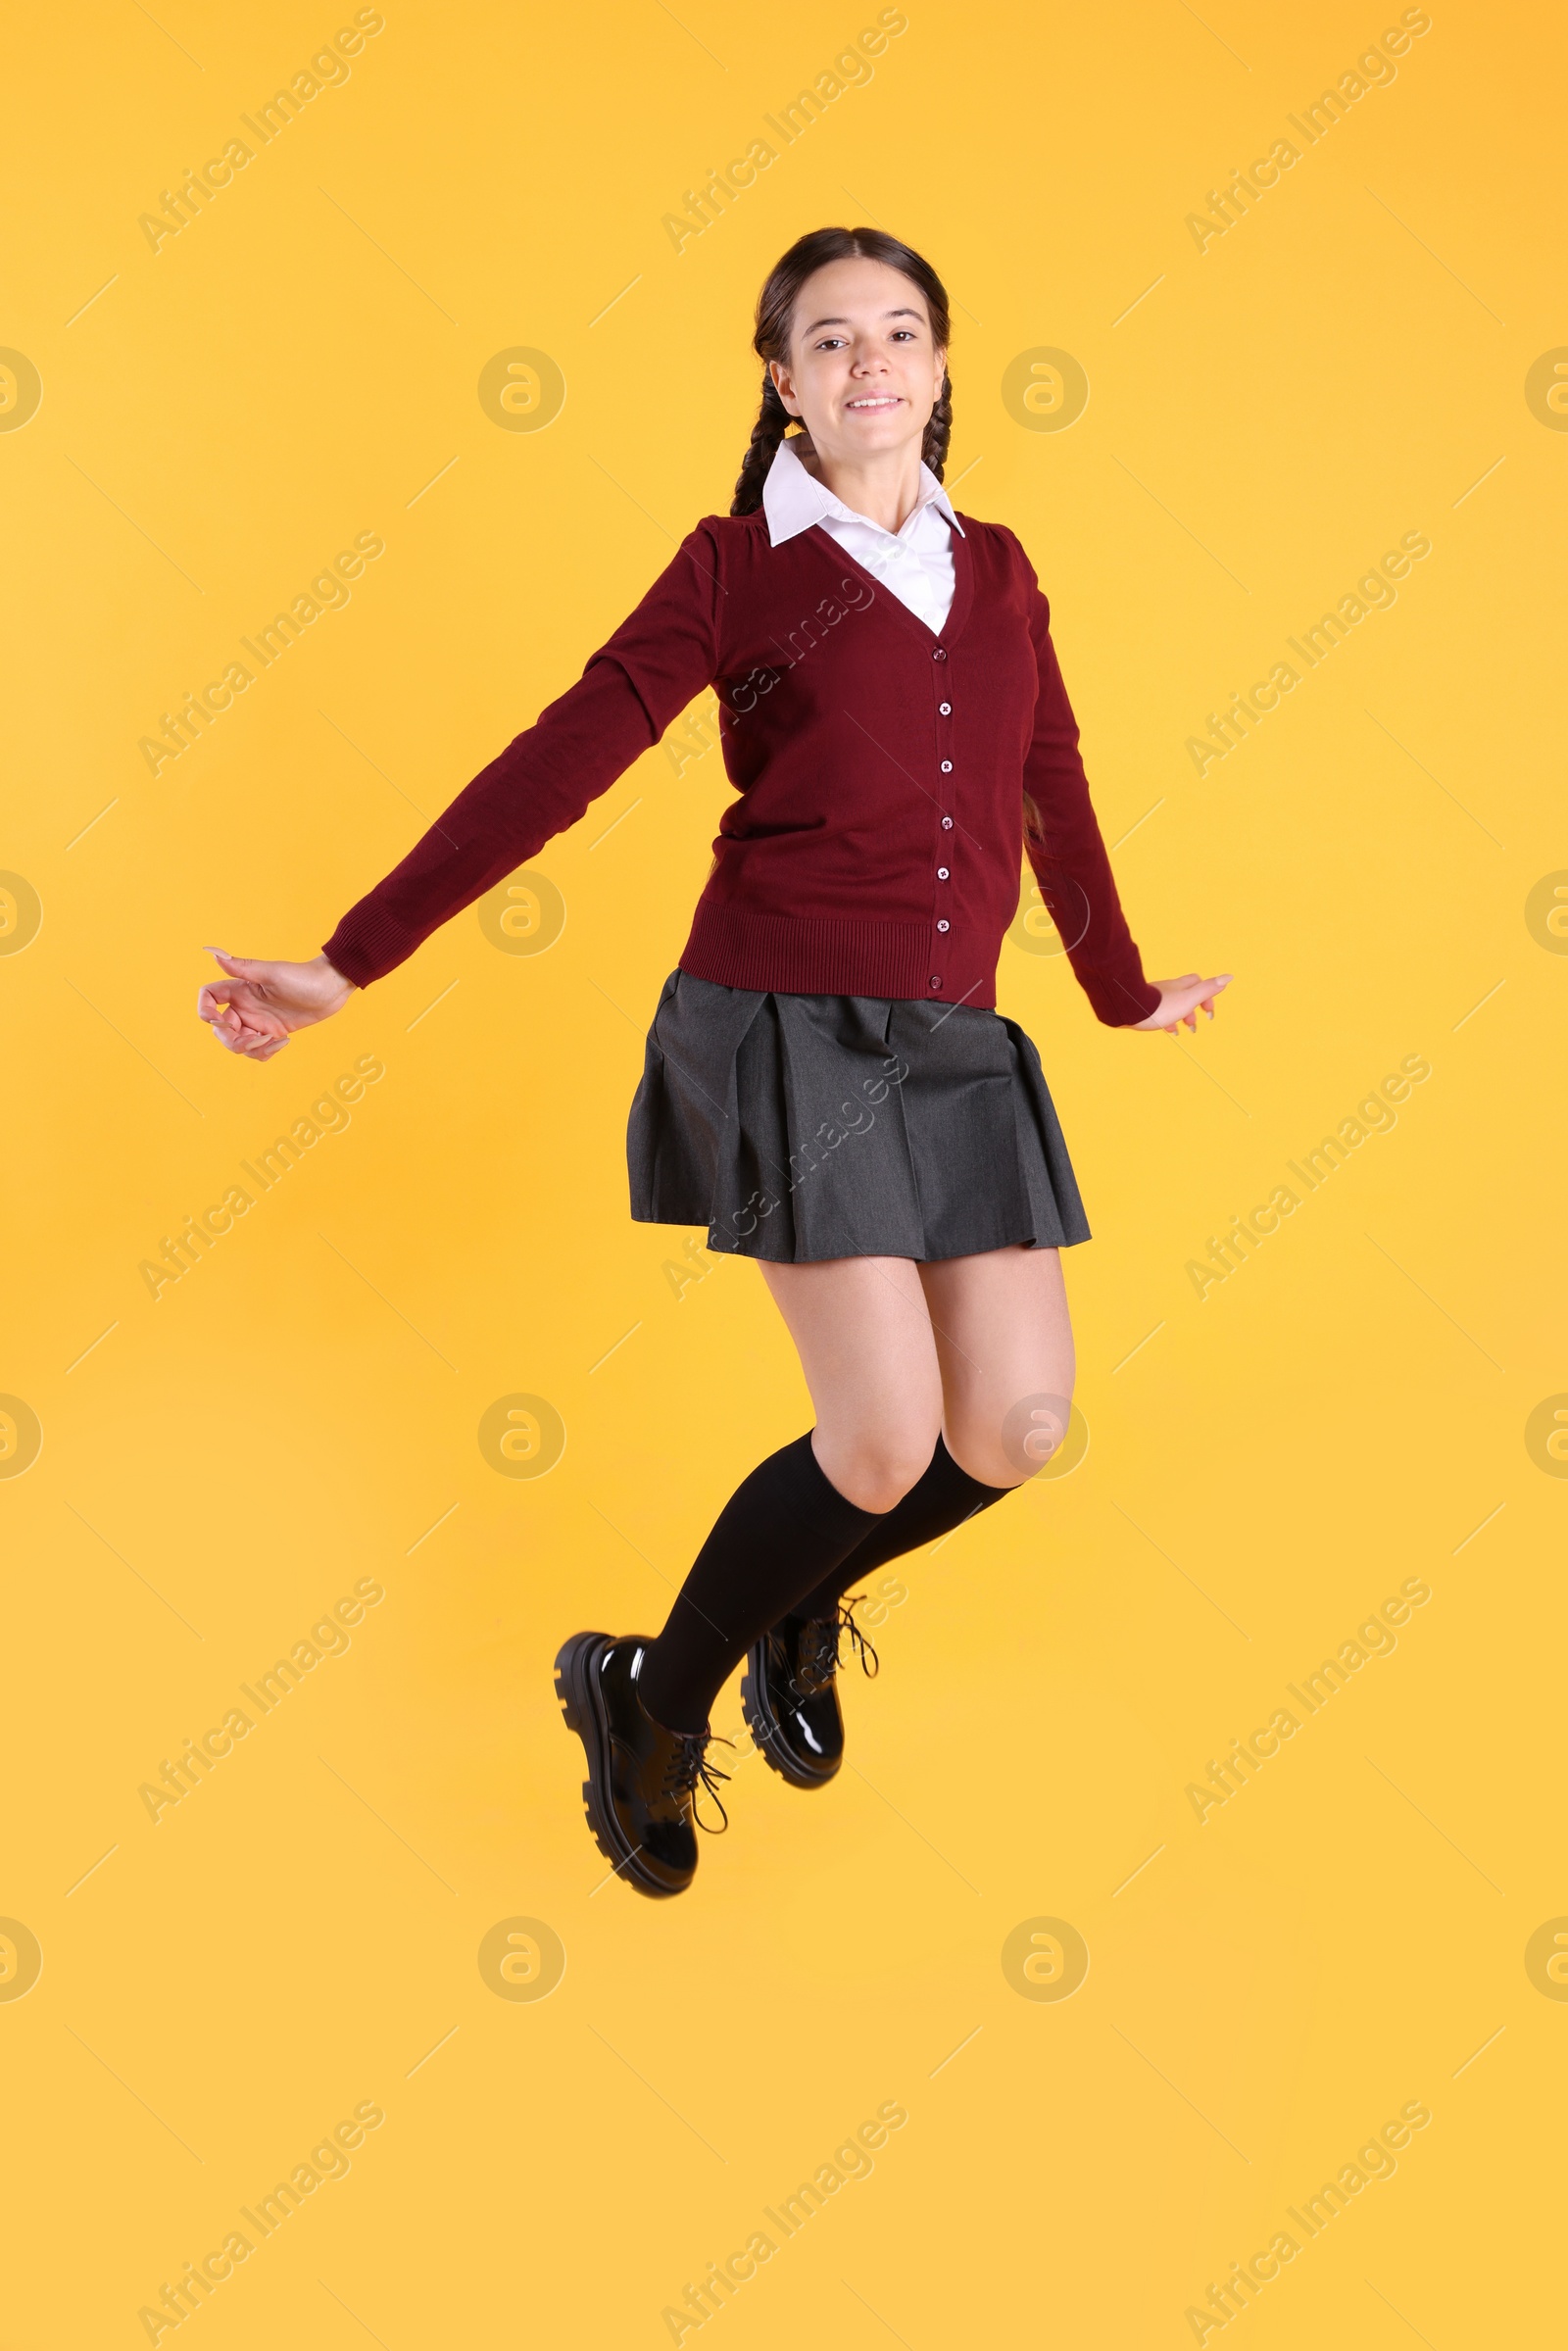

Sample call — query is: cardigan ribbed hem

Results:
[677,901,995,1007]
[321,908,418,990]
[1072,963,1163,1027]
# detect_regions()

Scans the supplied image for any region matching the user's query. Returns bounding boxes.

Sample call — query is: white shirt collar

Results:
[760,433,964,548]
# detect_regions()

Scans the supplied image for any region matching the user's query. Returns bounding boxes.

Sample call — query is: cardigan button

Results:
[941,814,953,829]
[936,919,951,933]
[928,975,942,989]
[939,702,952,714]
[932,648,947,661]
[940,759,953,773]
[937,866,950,880]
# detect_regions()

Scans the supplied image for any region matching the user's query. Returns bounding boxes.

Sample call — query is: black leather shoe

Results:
[554,1632,731,1898]
[742,1597,880,1789]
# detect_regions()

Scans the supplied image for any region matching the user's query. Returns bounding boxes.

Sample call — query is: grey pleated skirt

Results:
[625,967,1091,1263]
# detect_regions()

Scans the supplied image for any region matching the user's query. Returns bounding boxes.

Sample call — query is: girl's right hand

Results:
[197,950,355,1060]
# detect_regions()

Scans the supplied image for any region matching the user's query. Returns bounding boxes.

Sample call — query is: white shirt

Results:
[760,433,963,636]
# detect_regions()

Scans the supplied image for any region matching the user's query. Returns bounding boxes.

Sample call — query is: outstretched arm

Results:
[198,522,724,1057]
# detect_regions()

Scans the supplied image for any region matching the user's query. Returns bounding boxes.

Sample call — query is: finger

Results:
[206,948,278,991]
[220,1021,270,1055]
[226,995,288,1041]
[212,1004,276,1050]
[206,947,257,977]
[197,981,250,1015]
[210,1008,256,1044]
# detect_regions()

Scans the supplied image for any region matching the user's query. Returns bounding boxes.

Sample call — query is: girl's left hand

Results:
[1132,972,1232,1034]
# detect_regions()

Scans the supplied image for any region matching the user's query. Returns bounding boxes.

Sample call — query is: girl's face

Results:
[769,257,945,465]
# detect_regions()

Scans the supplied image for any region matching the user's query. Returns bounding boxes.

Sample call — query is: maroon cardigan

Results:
[322,510,1161,1024]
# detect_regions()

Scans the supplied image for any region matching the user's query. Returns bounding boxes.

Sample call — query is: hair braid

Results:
[730,371,797,519]
[921,368,954,481]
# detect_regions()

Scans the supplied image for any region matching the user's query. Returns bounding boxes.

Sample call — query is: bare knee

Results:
[814,1421,940,1514]
[947,1385,1075,1491]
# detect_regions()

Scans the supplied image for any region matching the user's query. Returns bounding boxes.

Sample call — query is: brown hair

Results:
[729,226,953,517]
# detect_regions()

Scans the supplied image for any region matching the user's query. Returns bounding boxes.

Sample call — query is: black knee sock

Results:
[637,1433,888,1732]
[784,1434,1014,1625]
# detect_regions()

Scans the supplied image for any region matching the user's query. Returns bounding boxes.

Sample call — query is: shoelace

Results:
[662,1730,734,1833]
[834,1593,880,1681]
[787,1596,880,1698]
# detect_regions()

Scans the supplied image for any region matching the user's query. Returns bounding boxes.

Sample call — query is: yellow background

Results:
[3,1,1564,2341]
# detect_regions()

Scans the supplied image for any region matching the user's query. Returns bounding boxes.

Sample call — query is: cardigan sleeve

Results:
[1008,533,1162,1028]
[320,521,724,987]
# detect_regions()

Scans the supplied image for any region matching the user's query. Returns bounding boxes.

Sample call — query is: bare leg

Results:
[916,1244,1076,1487]
[756,1242,1075,1504]
[756,1255,944,1512]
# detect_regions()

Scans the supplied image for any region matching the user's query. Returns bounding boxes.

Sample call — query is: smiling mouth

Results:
[846,395,902,411]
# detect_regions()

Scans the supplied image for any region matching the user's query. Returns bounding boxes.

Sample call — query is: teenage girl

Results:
[198,225,1230,1900]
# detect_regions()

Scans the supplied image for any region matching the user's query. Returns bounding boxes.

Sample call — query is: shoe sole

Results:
[741,1640,840,1789]
[553,1633,690,1899]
